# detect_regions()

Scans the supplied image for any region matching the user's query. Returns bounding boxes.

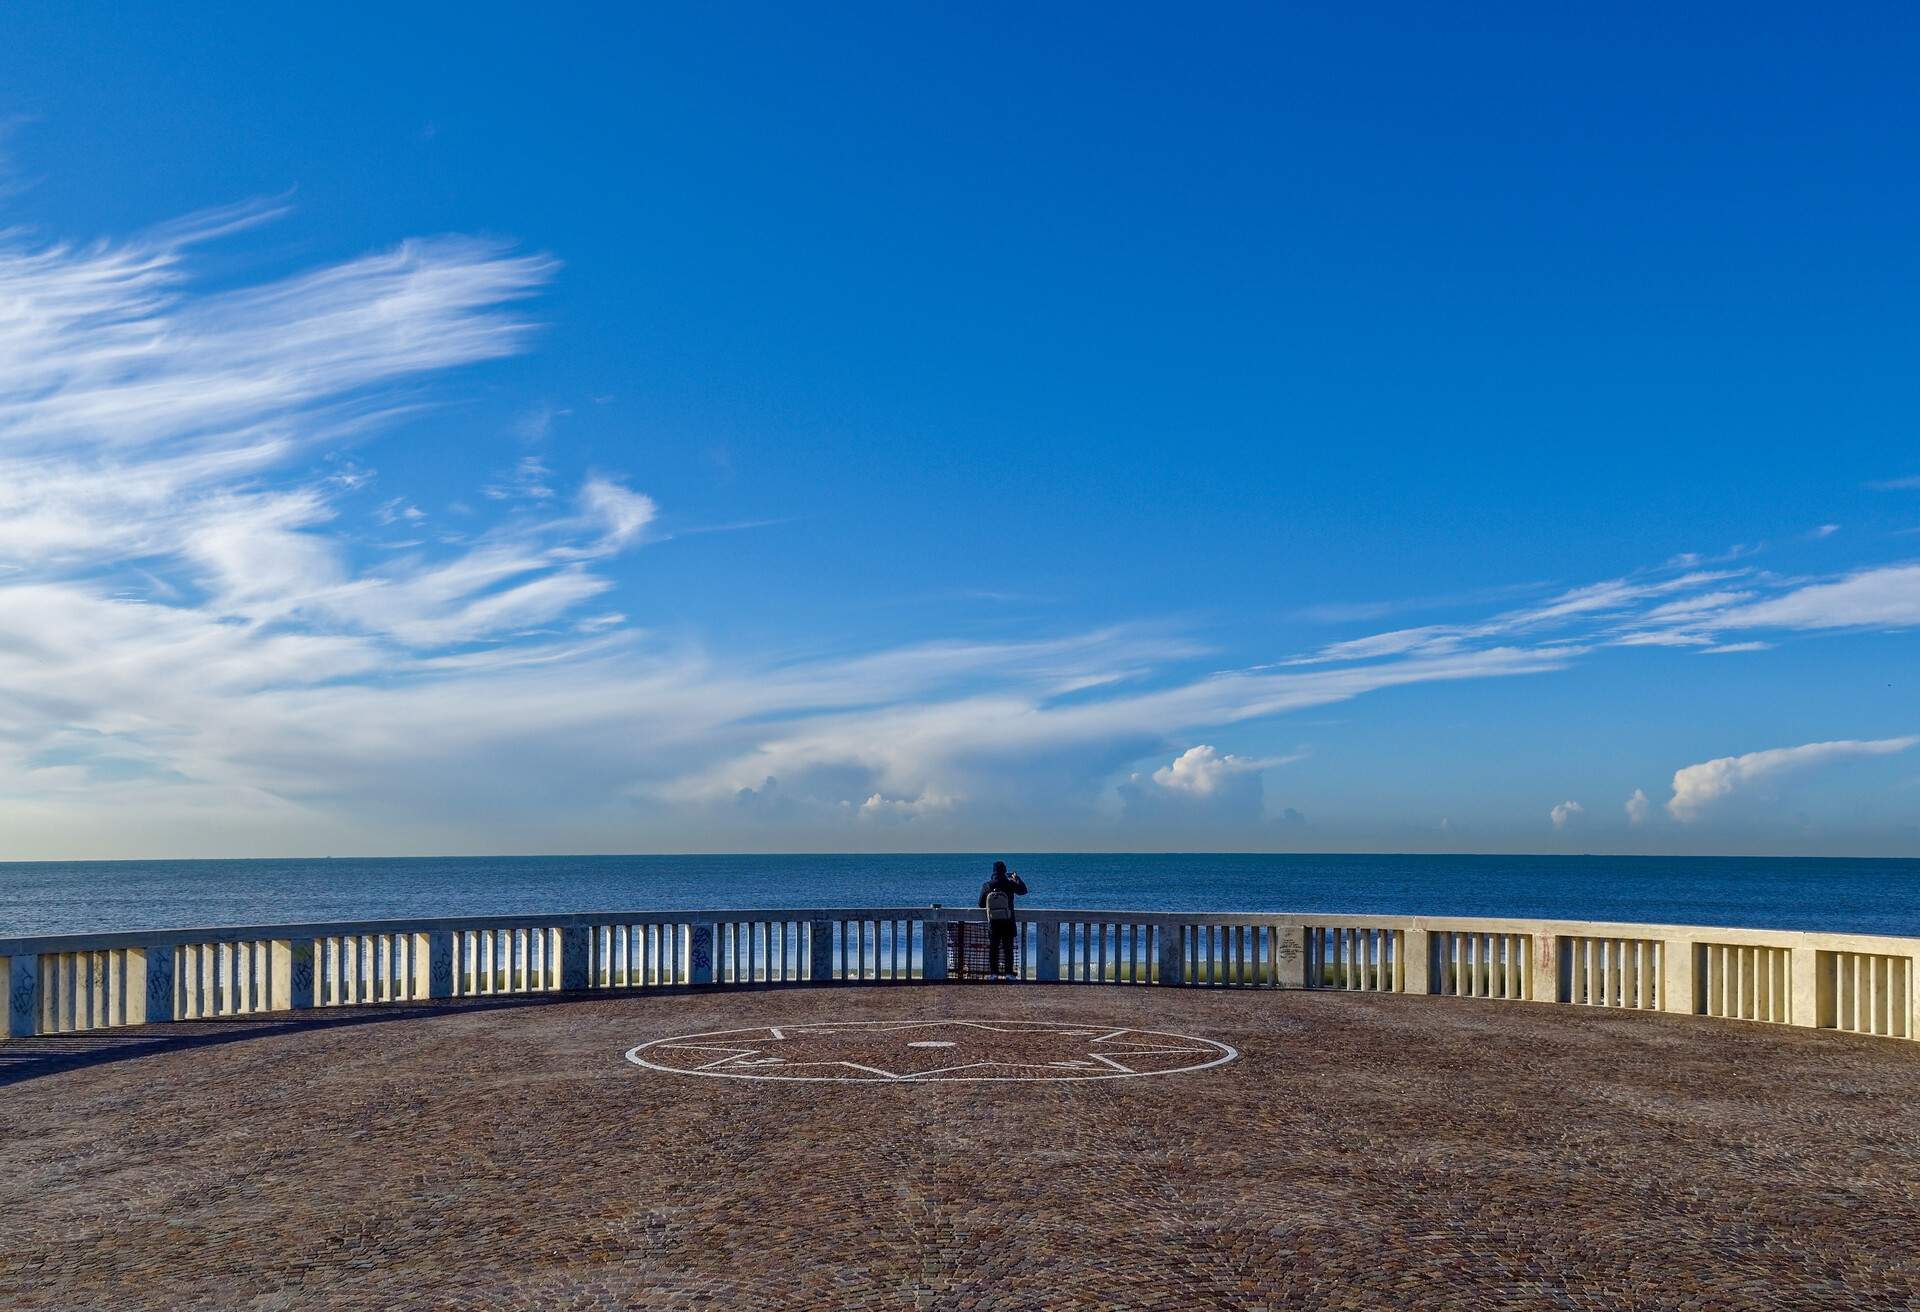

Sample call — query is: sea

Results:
[3,853,1920,940]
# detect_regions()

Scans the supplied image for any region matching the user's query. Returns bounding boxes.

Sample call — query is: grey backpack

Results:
[986,887,1014,921]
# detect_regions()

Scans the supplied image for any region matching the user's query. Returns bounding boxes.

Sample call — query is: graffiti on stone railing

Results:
[429,945,453,996]
[146,952,174,1017]
[10,972,36,1029]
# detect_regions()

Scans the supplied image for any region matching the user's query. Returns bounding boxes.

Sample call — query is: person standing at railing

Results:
[977,861,1028,978]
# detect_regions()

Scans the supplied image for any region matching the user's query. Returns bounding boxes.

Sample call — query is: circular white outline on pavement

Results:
[624,1018,1239,1083]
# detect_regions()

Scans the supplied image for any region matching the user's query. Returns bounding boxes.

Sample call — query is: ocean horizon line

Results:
[5,848,1920,866]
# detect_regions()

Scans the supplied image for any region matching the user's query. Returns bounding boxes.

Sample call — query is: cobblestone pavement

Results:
[3,985,1918,1310]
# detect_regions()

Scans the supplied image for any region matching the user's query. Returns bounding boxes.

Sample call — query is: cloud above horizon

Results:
[0,194,1608,855]
[1285,560,1920,669]
[1624,789,1651,826]
[1666,738,1918,821]
[3,188,1919,859]
[1150,745,1286,796]
[1115,744,1304,826]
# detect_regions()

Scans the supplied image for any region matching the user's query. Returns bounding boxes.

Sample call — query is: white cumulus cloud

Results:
[1150,745,1286,796]
[856,791,955,823]
[1667,737,1919,821]
[1549,800,1584,830]
[1624,789,1650,826]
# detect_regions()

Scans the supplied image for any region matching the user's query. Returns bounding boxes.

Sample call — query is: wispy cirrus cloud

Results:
[0,194,687,848]
[4,181,1919,858]
[654,641,1568,825]
[0,188,1581,855]
[1285,569,1744,666]
[1285,558,1920,669]
[1706,564,1920,632]
[1286,580,1549,625]
[0,198,580,640]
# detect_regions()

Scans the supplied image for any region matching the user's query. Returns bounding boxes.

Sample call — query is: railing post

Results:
[1157,924,1185,986]
[809,917,834,983]
[1400,927,1429,994]
[271,939,311,1011]
[690,923,716,986]
[408,934,431,1000]
[1532,932,1563,1003]
[1790,945,1822,1029]
[293,939,321,1010]
[1908,949,1920,1041]
[141,944,176,1024]
[89,953,111,1029]
[6,954,38,1038]
[561,926,591,991]
[1034,921,1060,982]
[920,911,947,982]
[1273,926,1307,988]
[428,931,456,998]
[121,947,149,1025]
[1660,936,1695,1015]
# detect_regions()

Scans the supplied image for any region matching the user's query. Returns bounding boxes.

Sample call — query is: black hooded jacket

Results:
[977,871,1028,912]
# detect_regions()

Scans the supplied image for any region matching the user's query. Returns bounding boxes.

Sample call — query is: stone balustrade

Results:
[3,908,1916,1044]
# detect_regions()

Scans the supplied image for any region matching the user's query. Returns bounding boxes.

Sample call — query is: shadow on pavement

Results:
[0,988,682,1088]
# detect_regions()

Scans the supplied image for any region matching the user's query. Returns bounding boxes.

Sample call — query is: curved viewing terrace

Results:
[4,906,1919,1309]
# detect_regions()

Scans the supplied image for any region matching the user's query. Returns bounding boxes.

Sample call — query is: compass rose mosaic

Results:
[625,1018,1239,1083]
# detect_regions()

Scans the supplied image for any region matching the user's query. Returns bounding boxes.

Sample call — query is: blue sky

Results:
[1,3,1918,858]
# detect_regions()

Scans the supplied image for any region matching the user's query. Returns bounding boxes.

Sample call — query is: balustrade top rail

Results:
[4,907,1916,958]
[3,906,1916,1045]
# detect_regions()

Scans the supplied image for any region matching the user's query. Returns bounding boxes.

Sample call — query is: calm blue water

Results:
[3,853,1919,939]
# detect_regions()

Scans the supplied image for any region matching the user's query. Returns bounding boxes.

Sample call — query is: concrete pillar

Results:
[5,955,38,1038]
[1791,945,1824,1029]
[428,930,456,998]
[561,926,592,992]
[270,940,291,1011]
[1400,928,1430,995]
[690,924,715,986]
[809,918,834,983]
[1909,951,1920,1042]
[1272,926,1307,989]
[919,912,947,982]
[282,939,317,1010]
[1533,933,1563,1003]
[1156,924,1185,986]
[122,947,149,1026]
[406,934,427,999]
[1034,922,1060,982]
[1661,937,1697,1015]
[142,944,176,1024]
[88,952,110,1029]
